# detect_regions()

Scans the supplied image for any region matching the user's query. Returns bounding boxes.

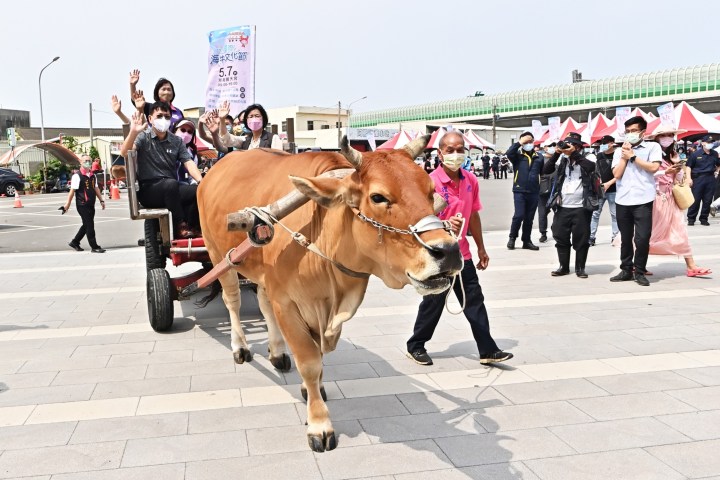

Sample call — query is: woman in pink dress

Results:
[648,128,711,277]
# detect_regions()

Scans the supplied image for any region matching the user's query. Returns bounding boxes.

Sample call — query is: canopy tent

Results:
[376,130,415,150]
[644,101,720,140]
[424,127,447,150]
[535,117,586,145]
[463,130,495,150]
[581,113,613,145]
[0,141,80,167]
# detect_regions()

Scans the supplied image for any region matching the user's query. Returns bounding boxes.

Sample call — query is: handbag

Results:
[672,176,694,210]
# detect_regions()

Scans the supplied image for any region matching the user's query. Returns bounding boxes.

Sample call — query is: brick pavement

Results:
[0,224,718,479]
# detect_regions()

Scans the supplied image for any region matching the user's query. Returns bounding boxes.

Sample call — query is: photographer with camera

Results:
[542,132,598,278]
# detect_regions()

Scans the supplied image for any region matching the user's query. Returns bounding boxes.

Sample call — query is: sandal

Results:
[687,267,712,277]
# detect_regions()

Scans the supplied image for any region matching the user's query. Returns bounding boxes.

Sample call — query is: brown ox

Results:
[197,136,462,452]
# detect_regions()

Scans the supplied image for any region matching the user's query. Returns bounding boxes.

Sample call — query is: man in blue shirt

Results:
[687,135,720,226]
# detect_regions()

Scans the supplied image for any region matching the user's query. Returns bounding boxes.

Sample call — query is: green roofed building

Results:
[352,63,720,129]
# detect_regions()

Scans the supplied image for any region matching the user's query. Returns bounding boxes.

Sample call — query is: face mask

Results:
[232,125,244,135]
[703,142,713,151]
[177,131,193,145]
[625,132,641,144]
[599,144,609,153]
[546,147,556,155]
[82,162,92,169]
[522,143,534,151]
[226,124,232,133]
[441,152,464,171]
[247,118,263,132]
[152,117,171,133]
[658,137,674,148]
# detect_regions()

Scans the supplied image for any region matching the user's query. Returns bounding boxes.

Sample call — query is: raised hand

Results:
[132,90,146,112]
[129,69,140,86]
[198,112,209,124]
[205,113,220,134]
[111,95,122,114]
[131,110,147,133]
[218,100,231,119]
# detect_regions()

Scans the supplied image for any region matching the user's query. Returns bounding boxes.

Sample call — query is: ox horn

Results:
[340,135,363,170]
[403,134,430,160]
[433,193,447,214]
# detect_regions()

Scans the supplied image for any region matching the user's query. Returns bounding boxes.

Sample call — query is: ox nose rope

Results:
[444,214,466,315]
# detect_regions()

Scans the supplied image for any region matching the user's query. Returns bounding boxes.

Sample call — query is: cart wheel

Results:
[144,219,165,270]
[147,268,174,332]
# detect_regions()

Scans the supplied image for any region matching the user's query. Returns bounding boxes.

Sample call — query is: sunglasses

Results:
[179,128,193,134]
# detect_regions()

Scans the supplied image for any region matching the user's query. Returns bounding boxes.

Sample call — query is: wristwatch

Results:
[629,155,636,163]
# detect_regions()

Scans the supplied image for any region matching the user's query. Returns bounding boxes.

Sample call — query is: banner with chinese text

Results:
[205,25,256,116]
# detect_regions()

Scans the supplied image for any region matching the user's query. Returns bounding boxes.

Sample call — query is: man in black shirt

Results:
[481,152,491,179]
[63,154,106,253]
[589,135,619,245]
[120,102,203,238]
[687,135,720,226]
[491,154,500,179]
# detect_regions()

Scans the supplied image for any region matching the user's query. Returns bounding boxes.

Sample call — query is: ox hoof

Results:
[307,431,337,452]
[270,353,292,372]
[300,385,327,402]
[233,348,253,364]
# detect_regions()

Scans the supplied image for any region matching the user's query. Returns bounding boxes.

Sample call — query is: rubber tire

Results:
[147,268,174,332]
[144,219,165,270]
[5,183,17,196]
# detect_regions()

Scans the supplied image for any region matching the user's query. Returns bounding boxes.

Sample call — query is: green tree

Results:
[62,135,78,152]
[89,146,100,162]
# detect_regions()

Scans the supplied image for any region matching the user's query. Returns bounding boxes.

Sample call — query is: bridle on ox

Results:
[350,207,452,251]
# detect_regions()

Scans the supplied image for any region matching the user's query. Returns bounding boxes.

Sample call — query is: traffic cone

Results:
[111,183,121,200]
[13,192,23,208]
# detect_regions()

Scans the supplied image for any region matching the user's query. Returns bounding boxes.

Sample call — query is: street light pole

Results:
[38,56,60,192]
[337,100,342,148]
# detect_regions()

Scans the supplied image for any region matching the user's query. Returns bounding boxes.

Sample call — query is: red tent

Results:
[535,117,586,145]
[463,130,495,149]
[645,101,720,140]
[376,130,414,150]
[424,128,447,150]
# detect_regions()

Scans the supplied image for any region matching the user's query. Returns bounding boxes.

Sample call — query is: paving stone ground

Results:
[0,220,719,479]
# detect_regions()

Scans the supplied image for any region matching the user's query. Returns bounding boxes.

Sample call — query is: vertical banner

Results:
[205,25,256,116]
[657,102,675,128]
[548,116,561,142]
[614,106,631,140]
[531,120,543,140]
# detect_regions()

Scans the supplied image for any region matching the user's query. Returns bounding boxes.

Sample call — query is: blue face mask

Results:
[599,144,609,153]
[226,125,232,133]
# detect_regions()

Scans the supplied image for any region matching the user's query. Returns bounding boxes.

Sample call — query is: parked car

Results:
[0,168,26,196]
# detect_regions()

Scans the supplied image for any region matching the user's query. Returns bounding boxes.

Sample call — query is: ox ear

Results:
[403,134,430,159]
[290,175,346,208]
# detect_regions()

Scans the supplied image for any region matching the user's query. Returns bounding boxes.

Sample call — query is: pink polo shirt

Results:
[430,167,482,260]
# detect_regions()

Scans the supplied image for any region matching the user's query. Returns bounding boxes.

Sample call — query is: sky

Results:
[2,0,719,129]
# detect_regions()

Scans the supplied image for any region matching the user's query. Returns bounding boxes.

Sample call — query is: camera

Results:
[557,140,569,149]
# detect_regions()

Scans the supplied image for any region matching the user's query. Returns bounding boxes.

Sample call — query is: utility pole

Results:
[491,103,497,147]
[337,100,342,148]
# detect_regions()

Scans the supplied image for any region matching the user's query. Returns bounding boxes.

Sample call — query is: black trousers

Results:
[616,201,653,274]
[72,204,99,248]
[483,163,490,179]
[501,166,508,179]
[138,179,199,228]
[538,193,551,235]
[551,206,592,250]
[509,191,539,243]
[407,260,499,356]
[492,164,500,178]
[688,175,715,223]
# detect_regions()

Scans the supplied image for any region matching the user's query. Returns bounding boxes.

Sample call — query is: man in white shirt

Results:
[611,116,662,286]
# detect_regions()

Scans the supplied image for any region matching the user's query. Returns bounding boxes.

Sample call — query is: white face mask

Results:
[441,152,464,171]
[546,147,556,155]
[625,132,641,144]
[152,117,171,133]
[522,143,534,152]
[599,144,609,153]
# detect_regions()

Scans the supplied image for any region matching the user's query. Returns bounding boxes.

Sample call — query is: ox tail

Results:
[194,279,222,308]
